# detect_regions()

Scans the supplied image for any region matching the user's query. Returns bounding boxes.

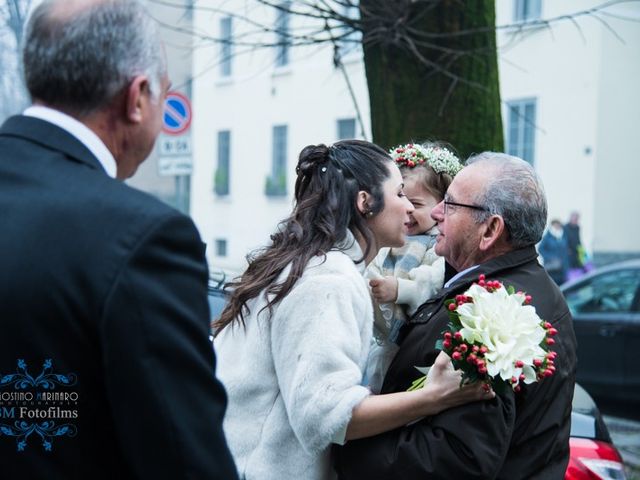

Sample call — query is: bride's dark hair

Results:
[214,139,392,333]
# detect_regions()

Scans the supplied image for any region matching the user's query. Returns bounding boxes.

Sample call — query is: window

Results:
[266,125,287,196]
[564,269,640,314]
[514,0,541,22]
[220,17,233,77]
[336,1,361,58]
[215,239,228,257]
[506,99,536,165]
[337,118,356,140]
[214,131,230,195]
[275,2,291,67]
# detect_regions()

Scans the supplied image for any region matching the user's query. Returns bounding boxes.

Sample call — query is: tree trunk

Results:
[361,0,503,159]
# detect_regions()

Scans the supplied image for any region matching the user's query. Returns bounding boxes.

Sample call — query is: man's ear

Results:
[479,215,507,251]
[356,190,371,216]
[125,75,150,124]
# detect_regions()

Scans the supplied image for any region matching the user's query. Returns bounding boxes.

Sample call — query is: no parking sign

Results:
[162,91,192,135]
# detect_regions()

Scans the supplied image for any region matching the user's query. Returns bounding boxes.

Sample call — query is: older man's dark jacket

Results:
[335,246,577,480]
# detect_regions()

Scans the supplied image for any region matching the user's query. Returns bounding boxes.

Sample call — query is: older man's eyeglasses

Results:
[443,195,489,215]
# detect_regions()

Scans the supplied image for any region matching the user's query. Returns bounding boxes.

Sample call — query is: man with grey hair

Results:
[0,0,237,478]
[336,153,577,479]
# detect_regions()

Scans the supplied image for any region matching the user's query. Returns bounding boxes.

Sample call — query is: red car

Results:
[566,384,627,479]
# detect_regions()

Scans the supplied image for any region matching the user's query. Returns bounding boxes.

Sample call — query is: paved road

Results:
[604,415,640,479]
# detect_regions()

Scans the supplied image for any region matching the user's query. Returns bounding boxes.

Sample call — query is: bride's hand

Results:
[420,351,495,414]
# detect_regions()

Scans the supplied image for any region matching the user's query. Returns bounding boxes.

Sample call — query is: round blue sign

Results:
[162,92,192,135]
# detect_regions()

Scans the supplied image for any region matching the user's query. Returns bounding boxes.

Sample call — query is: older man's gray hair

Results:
[467,152,548,248]
[23,0,166,117]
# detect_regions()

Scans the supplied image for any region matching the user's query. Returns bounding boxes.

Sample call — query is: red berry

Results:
[519,374,526,381]
[511,376,518,384]
[459,344,468,353]
[548,328,558,336]
[467,354,477,363]
[479,274,485,281]
[525,295,532,304]
[479,346,488,355]
[443,340,451,349]
[452,351,462,361]
[514,385,521,393]
[515,360,524,368]
[533,359,543,367]
[454,332,462,340]
[478,367,488,375]
[546,338,555,345]
[448,303,456,311]
[543,370,554,377]
[444,332,452,339]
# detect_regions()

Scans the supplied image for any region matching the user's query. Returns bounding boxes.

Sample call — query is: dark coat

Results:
[335,246,577,480]
[538,230,569,285]
[0,115,237,479]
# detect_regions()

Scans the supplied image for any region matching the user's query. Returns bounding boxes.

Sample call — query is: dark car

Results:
[566,384,627,479]
[208,272,228,322]
[561,260,640,404]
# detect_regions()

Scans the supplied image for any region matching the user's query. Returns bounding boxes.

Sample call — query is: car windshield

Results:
[564,268,640,315]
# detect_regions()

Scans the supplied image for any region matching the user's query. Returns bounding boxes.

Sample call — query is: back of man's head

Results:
[22,0,166,117]
[467,152,548,248]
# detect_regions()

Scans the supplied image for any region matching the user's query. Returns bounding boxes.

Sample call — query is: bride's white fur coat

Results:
[215,238,373,480]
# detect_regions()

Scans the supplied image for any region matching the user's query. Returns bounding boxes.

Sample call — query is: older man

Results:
[0,0,236,478]
[335,153,577,479]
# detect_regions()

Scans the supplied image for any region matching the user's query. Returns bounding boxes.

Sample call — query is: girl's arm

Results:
[396,252,445,314]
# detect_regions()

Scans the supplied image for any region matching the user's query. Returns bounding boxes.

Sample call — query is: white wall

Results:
[593,3,640,253]
[191,1,370,272]
[496,0,640,258]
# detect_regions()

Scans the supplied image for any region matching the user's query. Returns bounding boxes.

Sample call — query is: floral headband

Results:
[389,143,463,177]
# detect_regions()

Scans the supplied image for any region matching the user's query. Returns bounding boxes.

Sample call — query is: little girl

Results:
[364,142,463,392]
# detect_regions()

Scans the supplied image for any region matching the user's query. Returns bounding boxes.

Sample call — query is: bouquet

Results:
[436,274,558,393]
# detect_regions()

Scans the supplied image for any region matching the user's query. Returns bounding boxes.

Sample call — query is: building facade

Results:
[190,0,640,273]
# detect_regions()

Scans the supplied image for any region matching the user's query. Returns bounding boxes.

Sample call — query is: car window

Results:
[208,289,228,321]
[564,268,640,314]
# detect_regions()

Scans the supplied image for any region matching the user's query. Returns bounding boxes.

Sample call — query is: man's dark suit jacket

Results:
[335,246,577,480]
[0,115,237,479]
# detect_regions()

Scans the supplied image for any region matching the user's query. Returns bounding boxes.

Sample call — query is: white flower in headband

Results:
[389,143,463,177]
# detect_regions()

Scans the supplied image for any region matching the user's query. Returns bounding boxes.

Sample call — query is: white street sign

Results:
[159,135,192,156]
[158,156,192,176]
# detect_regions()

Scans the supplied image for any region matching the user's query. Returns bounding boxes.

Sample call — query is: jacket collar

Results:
[409,245,540,324]
[0,115,106,175]
[446,246,539,290]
